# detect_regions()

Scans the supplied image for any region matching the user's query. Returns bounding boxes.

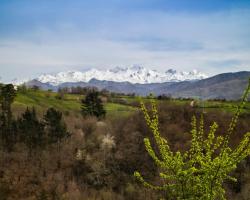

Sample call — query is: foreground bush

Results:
[135,79,250,200]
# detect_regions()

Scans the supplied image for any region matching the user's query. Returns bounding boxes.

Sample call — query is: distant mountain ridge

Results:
[34,66,207,85]
[23,71,250,100]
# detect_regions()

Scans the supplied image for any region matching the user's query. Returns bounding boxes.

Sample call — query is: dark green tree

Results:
[0,84,16,150]
[17,107,45,151]
[0,84,16,124]
[81,90,106,118]
[44,108,69,144]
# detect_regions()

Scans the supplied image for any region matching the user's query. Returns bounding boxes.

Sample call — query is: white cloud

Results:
[0,8,250,81]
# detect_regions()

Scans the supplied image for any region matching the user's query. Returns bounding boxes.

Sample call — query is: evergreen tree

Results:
[0,84,16,150]
[44,108,69,144]
[0,84,16,124]
[17,107,45,151]
[81,90,106,118]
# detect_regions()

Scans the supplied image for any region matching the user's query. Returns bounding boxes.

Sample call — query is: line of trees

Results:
[0,84,69,152]
[0,83,106,152]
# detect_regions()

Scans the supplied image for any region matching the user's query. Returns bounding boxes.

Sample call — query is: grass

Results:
[13,90,81,116]
[105,103,137,118]
[192,100,250,114]
[12,90,137,118]
[12,89,250,119]
[155,99,250,114]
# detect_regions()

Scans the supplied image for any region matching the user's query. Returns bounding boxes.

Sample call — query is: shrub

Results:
[134,79,250,200]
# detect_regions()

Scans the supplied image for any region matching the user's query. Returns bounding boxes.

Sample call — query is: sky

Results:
[0,0,250,82]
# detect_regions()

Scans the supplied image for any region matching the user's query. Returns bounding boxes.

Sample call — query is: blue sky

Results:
[0,0,250,82]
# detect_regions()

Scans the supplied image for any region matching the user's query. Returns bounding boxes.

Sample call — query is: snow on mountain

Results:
[11,78,30,86]
[22,66,208,86]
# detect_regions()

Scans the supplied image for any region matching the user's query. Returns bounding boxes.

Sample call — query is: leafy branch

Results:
[134,78,250,200]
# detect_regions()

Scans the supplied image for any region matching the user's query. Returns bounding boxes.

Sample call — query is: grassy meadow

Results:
[13,89,250,117]
[13,90,137,117]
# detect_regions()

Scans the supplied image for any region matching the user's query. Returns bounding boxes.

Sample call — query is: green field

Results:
[12,89,250,119]
[12,90,137,118]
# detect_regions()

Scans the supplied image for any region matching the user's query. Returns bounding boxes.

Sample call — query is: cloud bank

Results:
[0,0,249,82]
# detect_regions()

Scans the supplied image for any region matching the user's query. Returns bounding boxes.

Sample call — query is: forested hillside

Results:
[0,84,250,199]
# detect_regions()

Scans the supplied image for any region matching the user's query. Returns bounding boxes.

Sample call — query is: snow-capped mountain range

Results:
[14,66,208,86]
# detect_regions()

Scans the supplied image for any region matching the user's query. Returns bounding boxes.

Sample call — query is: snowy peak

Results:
[164,69,207,82]
[166,69,177,74]
[33,66,208,85]
[38,71,86,85]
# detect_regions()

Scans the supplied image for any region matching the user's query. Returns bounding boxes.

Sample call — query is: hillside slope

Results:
[170,71,250,99]
[12,90,136,118]
[25,71,250,100]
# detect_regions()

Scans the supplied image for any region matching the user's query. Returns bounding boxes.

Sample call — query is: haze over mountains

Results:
[14,66,250,100]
